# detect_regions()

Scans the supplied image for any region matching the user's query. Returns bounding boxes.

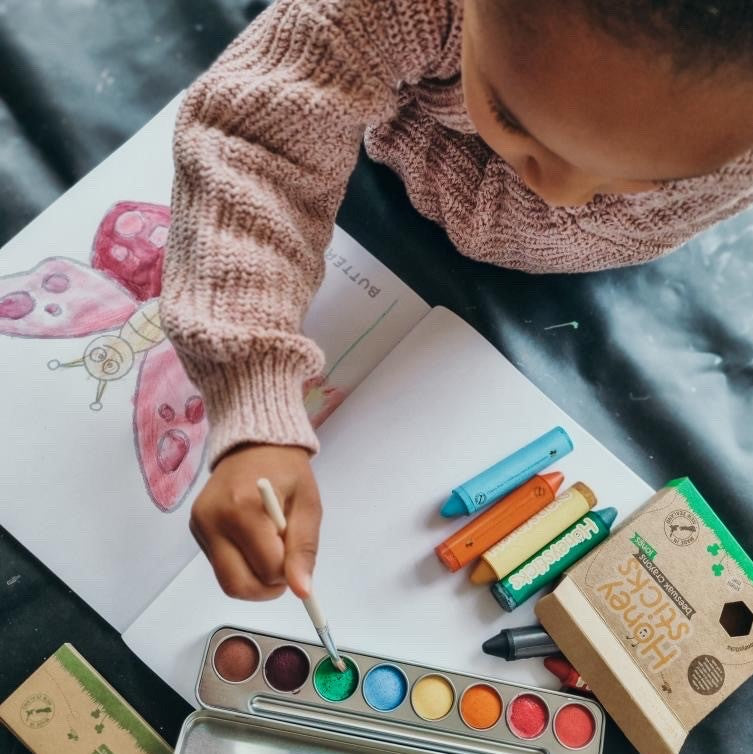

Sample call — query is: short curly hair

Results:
[567,1,753,73]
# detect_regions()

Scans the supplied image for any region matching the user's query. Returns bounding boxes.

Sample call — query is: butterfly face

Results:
[83,335,134,381]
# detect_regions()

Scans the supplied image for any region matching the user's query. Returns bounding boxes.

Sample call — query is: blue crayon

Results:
[440,427,574,517]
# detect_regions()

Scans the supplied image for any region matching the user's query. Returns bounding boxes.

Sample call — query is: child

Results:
[161,0,753,602]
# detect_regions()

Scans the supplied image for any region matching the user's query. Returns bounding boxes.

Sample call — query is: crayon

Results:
[440,427,573,517]
[470,482,596,584]
[482,625,559,660]
[544,657,593,693]
[435,472,564,572]
[490,507,618,612]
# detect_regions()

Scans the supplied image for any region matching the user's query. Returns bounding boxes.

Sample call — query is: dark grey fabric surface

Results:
[1,2,752,753]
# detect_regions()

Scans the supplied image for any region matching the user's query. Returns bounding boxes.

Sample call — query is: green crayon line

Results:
[324,298,399,381]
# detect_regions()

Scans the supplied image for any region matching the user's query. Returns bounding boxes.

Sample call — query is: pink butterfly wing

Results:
[0,257,137,337]
[92,201,171,301]
[134,338,208,512]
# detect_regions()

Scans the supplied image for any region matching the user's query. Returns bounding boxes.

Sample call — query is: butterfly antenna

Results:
[47,358,84,370]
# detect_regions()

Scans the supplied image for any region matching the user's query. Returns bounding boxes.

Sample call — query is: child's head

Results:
[462,1,753,206]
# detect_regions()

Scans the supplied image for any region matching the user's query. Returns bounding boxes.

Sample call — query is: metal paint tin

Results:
[174,626,604,754]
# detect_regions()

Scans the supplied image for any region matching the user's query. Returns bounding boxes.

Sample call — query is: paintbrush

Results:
[257,478,347,673]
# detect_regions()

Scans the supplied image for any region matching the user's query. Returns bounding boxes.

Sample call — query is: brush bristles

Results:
[334,658,347,673]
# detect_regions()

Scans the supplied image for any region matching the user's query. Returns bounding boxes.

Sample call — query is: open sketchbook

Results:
[1,95,654,706]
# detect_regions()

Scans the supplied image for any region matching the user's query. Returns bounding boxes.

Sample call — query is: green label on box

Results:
[631,532,656,560]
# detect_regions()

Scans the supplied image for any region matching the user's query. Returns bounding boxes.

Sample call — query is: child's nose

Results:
[515,153,600,208]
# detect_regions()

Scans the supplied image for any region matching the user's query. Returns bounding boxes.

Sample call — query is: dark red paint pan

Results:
[263,644,311,693]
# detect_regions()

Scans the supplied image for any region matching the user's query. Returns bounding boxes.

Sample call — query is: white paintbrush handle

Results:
[256,478,344,670]
[257,478,288,534]
[258,479,325,624]
[303,594,326,630]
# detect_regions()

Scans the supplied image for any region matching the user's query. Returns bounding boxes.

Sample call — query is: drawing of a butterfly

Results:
[0,202,348,512]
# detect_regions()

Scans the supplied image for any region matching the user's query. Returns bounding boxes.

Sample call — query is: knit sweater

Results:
[161,0,753,467]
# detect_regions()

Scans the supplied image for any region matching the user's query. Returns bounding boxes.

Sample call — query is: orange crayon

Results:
[435,471,564,572]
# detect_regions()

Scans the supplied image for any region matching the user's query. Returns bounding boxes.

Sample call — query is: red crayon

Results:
[544,657,592,693]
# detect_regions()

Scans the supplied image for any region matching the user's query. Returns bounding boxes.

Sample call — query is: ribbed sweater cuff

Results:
[187,350,320,469]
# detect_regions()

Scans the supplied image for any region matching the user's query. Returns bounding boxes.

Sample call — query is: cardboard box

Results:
[536,478,753,754]
[0,644,172,754]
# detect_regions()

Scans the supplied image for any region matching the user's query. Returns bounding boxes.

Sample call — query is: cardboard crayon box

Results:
[536,477,753,754]
[0,644,172,754]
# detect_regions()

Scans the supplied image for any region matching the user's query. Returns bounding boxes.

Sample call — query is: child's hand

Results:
[189,444,321,601]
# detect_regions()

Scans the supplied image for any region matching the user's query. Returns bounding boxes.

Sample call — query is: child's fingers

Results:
[284,489,322,599]
[189,514,211,556]
[206,535,286,602]
[192,443,321,601]
[225,511,287,588]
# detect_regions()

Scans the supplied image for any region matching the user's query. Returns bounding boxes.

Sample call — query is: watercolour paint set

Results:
[174,626,605,754]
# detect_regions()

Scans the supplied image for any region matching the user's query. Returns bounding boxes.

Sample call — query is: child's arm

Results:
[161,0,457,600]
[161,0,456,464]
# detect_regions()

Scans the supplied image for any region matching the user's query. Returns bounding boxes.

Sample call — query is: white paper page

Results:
[302,225,429,421]
[0,96,427,631]
[123,306,653,705]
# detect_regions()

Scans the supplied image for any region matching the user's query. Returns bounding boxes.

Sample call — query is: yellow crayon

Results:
[470,482,596,585]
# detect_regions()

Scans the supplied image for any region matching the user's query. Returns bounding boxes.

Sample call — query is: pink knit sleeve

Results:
[161,0,455,467]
